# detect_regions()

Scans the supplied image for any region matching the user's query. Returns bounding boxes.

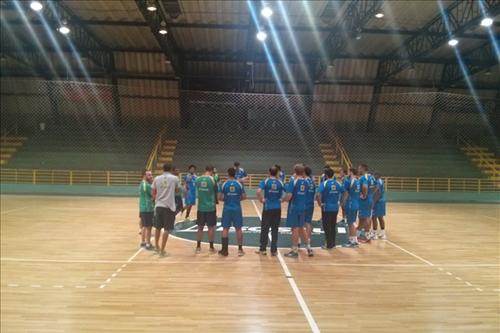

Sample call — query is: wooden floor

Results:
[1,195,499,333]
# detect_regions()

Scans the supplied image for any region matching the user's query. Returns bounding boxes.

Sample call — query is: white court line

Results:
[99,248,143,289]
[0,206,28,215]
[385,240,434,266]
[252,200,320,333]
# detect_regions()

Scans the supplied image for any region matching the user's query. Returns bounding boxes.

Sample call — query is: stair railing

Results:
[145,126,167,172]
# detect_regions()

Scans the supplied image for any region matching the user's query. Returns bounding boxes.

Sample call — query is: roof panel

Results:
[85,26,159,49]
[63,0,144,22]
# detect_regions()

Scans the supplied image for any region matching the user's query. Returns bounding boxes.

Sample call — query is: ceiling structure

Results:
[0,0,499,92]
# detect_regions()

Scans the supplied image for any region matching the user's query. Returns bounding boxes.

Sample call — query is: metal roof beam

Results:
[317,0,384,79]
[377,0,500,83]
[135,0,183,78]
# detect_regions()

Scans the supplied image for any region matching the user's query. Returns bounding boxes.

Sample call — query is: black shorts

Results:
[262,208,281,227]
[197,211,217,227]
[140,212,154,228]
[154,207,176,231]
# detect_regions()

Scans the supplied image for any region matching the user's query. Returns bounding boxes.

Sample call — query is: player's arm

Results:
[256,188,264,203]
[151,180,157,201]
[340,190,348,208]
[360,183,368,200]
[241,192,247,201]
[283,192,292,202]
[372,186,380,204]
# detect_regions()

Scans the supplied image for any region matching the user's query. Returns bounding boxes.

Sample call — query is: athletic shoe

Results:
[209,247,217,254]
[321,244,328,250]
[154,246,160,253]
[284,251,299,258]
[185,217,191,222]
[255,250,267,255]
[343,241,359,248]
[378,231,387,239]
[271,251,277,257]
[218,250,228,257]
[307,248,314,257]
[145,244,154,251]
[159,251,167,257]
[238,249,245,257]
[372,233,378,240]
[195,247,201,254]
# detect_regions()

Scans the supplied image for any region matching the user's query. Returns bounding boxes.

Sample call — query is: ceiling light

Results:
[159,21,167,35]
[147,1,157,11]
[480,17,493,27]
[261,6,273,18]
[256,31,267,41]
[58,21,70,35]
[448,38,458,47]
[375,12,384,19]
[30,1,43,11]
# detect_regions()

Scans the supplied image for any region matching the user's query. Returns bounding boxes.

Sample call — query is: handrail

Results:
[331,132,352,169]
[1,168,499,192]
[145,126,167,171]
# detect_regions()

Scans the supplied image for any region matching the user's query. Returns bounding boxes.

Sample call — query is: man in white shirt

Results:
[152,163,180,257]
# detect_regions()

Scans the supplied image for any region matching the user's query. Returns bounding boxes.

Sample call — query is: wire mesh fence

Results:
[1,78,498,182]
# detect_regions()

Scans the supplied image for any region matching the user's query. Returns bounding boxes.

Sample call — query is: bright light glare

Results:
[159,28,168,35]
[480,17,493,27]
[261,6,273,18]
[256,31,267,41]
[448,38,459,46]
[375,12,384,18]
[30,1,43,11]
[58,25,70,35]
[147,5,157,11]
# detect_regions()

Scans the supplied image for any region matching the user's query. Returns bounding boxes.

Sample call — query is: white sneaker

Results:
[372,232,378,240]
[379,231,387,240]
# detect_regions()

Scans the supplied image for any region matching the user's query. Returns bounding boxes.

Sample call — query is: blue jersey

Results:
[279,171,285,182]
[235,168,247,180]
[220,179,245,211]
[317,179,345,212]
[376,179,385,202]
[286,177,309,212]
[346,178,361,210]
[359,173,376,202]
[259,177,284,210]
[183,173,197,195]
[305,177,316,208]
[342,176,351,192]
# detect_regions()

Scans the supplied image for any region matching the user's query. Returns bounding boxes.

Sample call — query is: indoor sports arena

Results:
[1,1,499,332]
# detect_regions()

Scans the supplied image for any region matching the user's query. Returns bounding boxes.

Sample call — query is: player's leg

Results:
[196,211,205,253]
[304,207,314,256]
[143,212,154,250]
[377,201,387,239]
[285,212,300,257]
[207,211,217,252]
[270,209,281,256]
[153,208,163,252]
[345,209,358,247]
[322,211,330,250]
[257,210,270,254]
[140,214,146,247]
[235,210,244,256]
[371,214,379,240]
[330,211,338,248]
[219,210,230,256]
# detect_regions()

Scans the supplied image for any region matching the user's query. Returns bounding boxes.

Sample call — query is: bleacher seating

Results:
[336,131,485,178]
[173,127,325,174]
[7,124,162,171]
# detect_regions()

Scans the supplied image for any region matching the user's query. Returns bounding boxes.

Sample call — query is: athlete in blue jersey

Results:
[316,168,346,249]
[338,168,350,221]
[344,168,360,247]
[275,164,285,183]
[303,166,316,257]
[358,164,376,243]
[218,167,246,257]
[256,166,285,256]
[183,165,197,220]
[371,172,387,240]
[283,164,310,258]
[234,161,248,183]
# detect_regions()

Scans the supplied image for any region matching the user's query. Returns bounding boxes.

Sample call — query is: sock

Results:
[354,236,358,243]
[306,241,311,250]
[238,245,243,250]
[222,237,228,254]
[197,241,201,247]
[209,241,214,249]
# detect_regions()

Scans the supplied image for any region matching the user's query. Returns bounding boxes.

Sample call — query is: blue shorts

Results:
[346,209,358,225]
[286,211,305,228]
[358,199,372,218]
[372,201,386,217]
[185,192,196,206]
[221,209,243,229]
[304,206,314,224]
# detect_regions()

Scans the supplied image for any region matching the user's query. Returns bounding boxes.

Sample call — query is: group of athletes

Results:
[138,161,386,258]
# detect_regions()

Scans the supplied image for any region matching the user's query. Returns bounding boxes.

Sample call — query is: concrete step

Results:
[0,147,17,153]
[162,145,176,151]
[0,159,6,165]
[160,151,175,157]
[0,141,23,147]
[0,136,27,141]
[158,157,173,163]
[0,153,12,159]
[319,143,333,148]
[163,140,177,144]
[461,146,488,151]
[466,152,494,157]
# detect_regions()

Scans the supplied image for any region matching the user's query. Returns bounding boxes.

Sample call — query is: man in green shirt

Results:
[195,165,218,254]
[139,170,154,250]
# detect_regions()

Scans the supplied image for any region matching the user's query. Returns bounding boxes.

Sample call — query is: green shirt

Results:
[196,175,216,212]
[139,180,154,213]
